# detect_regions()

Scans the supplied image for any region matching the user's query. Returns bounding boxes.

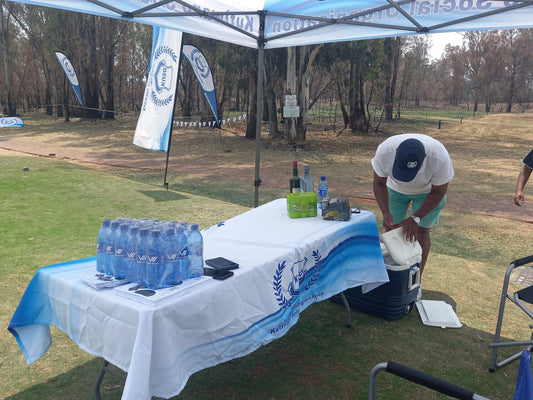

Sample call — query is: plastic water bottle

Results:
[113,224,129,279]
[146,230,163,289]
[188,224,204,278]
[301,165,314,192]
[317,176,329,209]
[126,226,139,283]
[136,228,149,286]
[96,219,111,273]
[105,221,120,276]
[176,226,189,282]
[162,228,179,286]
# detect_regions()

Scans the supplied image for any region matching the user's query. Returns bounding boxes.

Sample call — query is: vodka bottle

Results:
[301,165,314,192]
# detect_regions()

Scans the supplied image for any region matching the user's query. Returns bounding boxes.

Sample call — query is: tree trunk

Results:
[336,80,349,128]
[81,15,101,119]
[296,44,322,141]
[0,2,15,116]
[348,59,368,132]
[262,59,279,139]
[384,37,401,121]
[284,46,297,140]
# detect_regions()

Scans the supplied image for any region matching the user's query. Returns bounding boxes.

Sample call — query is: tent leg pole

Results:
[254,14,265,208]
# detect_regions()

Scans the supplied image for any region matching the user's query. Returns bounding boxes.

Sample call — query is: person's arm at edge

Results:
[515,164,532,206]
[372,172,394,231]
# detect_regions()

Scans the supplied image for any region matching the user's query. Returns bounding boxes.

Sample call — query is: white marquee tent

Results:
[7,0,533,204]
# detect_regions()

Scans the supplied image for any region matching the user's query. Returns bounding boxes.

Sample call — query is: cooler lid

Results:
[416,300,463,329]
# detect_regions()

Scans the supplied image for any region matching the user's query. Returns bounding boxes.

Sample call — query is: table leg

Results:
[94,359,127,400]
[339,292,352,328]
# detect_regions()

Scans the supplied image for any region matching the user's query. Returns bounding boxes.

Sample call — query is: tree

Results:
[0,1,16,115]
[382,37,402,120]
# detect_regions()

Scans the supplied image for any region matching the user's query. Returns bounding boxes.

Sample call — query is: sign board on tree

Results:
[285,95,297,106]
[284,106,300,118]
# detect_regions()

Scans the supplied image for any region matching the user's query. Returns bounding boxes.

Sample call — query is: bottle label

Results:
[318,188,328,196]
[97,243,104,253]
[179,246,189,258]
[147,255,161,266]
[115,247,126,258]
[127,251,136,262]
[166,252,178,263]
[106,244,115,254]
[137,254,147,263]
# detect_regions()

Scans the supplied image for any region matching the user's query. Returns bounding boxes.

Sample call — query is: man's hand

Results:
[515,192,525,206]
[397,216,419,242]
[382,211,395,231]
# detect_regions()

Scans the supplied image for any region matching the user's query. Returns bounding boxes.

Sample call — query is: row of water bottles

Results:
[96,217,204,290]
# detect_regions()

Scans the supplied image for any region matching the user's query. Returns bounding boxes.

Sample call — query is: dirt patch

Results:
[1,112,532,223]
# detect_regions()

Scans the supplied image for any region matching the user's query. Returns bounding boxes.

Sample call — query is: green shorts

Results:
[388,187,446,228]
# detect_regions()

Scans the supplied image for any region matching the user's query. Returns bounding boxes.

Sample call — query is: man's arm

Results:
[515,165,532,206]
[399,183,448,242]
[372,172,394,231]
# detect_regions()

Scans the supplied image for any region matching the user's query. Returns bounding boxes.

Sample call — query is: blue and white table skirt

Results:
[9,198,388,400]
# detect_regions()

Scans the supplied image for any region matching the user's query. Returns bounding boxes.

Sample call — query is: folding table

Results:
[9,198,389,399]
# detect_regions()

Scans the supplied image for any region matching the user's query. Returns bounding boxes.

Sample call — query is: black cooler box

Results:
[332,234,422,320]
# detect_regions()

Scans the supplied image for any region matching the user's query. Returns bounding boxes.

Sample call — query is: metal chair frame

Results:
[369,361,491,400]
[489,255,533,372]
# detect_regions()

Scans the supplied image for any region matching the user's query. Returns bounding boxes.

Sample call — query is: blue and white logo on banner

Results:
[134,28,182,152]
[182,45,219,126]
[54,52,83,107]
[0,117,23,127]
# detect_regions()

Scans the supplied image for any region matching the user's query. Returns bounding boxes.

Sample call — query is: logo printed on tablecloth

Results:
[273,249,323,309]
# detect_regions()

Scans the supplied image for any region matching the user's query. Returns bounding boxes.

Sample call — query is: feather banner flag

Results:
[182,45,219,127]
[134,27,182,152]
[54,52,83,106]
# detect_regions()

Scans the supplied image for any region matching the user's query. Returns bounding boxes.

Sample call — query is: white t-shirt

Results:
[371,133,454,194]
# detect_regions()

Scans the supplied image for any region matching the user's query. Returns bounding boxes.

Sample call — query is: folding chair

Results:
[489,255,533,372]
[368,361,491,400]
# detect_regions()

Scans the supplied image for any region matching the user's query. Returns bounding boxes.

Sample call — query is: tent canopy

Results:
[7,0,533,49]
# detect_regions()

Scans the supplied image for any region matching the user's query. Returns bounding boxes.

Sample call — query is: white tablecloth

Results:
[9,199,388,399]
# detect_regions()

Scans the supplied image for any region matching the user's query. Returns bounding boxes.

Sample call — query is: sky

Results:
[427,31,465,59]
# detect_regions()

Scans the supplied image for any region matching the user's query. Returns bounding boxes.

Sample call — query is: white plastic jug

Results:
[380,227,422,266]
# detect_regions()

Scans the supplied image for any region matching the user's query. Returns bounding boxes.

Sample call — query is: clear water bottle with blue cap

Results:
[176,226,189,282]
[113,224,129,279]
[96,219,111,273]
[126,226,139,283]
[162,228,179,286]
[317,176,329,209]
[188,224,204,278]
[136,228,149,286]
[146,230,163,289]
[105,221,120,276]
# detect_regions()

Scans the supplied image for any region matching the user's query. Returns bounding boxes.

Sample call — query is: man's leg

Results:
[416,226,431,274]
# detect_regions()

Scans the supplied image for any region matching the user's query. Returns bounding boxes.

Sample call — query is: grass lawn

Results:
[1,110,533,399]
